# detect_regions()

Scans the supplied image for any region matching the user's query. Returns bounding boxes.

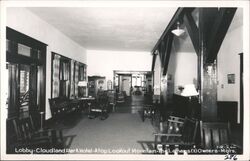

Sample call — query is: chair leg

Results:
[112,104,116,112]
[100,106,108,120]
[154,135,159,150]
[142,108,145,122]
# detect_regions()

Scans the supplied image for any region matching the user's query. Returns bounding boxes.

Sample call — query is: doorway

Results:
[113,70,152,113]
[6,27,47,119]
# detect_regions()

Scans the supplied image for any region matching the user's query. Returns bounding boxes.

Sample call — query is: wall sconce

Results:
[171,21,185,37]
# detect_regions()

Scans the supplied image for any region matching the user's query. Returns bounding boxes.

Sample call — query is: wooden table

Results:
[78,97,96,113]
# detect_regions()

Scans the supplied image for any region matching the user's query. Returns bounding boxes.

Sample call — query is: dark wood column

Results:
[198,8,236,121]
[199,8,218,121]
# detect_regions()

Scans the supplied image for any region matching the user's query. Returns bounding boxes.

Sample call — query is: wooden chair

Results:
[88,91,109,120]
[142,104,155,122]
[107,90,116,112]
[154,116,198,154]
[116,92,125,103]
[199,121,241,154]
[7,116,64,154]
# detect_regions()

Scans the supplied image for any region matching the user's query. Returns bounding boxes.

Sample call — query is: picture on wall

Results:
[227,74,235,84]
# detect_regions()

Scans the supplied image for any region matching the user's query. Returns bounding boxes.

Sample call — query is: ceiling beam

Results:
[206,8,237,63]
[160,40,165,67]
[183,11,199,55]
[162,35,169,68]
[163,33,174,75]
[151,53,157,71]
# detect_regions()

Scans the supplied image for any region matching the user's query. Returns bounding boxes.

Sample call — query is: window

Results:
[60,61,70,81]
[59,59,70,97]
[132,75,142,87]
[19,64,30,118]
[20,65,30,95]
[18,43,31,57]
[79,63,86,81]
[51,52,87,98]
[6,39,11,52]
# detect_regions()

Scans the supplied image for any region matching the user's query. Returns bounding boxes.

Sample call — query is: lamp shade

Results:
[171,22,185,36]
[181,84,199,97]
[78,81,87,87]
[171,28,185,36]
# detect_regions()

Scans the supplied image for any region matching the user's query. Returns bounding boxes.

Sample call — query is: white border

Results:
[0,0,249,160]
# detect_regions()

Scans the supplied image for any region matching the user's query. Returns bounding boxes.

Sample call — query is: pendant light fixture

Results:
[171,21,185,36]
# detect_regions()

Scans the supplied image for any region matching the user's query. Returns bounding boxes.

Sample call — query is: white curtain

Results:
[52,54,61,98]
[70,60,75,99]
[74,62,79,97]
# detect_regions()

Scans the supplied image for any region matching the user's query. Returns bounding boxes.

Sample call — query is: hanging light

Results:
[171,21,185,36]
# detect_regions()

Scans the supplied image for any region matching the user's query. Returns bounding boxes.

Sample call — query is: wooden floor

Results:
[63,113,155,154]
[47,94,243,154]
[115,94,146,113]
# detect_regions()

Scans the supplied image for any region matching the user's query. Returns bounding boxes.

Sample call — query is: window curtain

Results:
[83,65,87,96]
[52,54,61,98]
[84,65,87,81]
[70,60,75,99]
[74,62,79,97]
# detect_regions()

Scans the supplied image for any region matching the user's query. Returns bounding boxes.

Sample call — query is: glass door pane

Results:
[19,64,30,118]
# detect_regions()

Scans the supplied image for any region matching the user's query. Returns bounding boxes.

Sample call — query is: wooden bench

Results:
[200,121,242,154]
[49,97,80,119]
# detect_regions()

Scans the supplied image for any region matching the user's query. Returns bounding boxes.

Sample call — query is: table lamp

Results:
[181,84,199,97]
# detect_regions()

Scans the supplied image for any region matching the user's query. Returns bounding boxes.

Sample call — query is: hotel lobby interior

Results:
[2,2,248,159]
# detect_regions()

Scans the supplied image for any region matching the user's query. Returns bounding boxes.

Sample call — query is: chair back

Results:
[154,116,198,149]
[17,116,36,141]
[159,116,185,143]
[107,90,116,104]
[6,116,35,144]
[200,121,231,149]
[7,117,19,144]
[97,91,108,102]
[165,116,185,134]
